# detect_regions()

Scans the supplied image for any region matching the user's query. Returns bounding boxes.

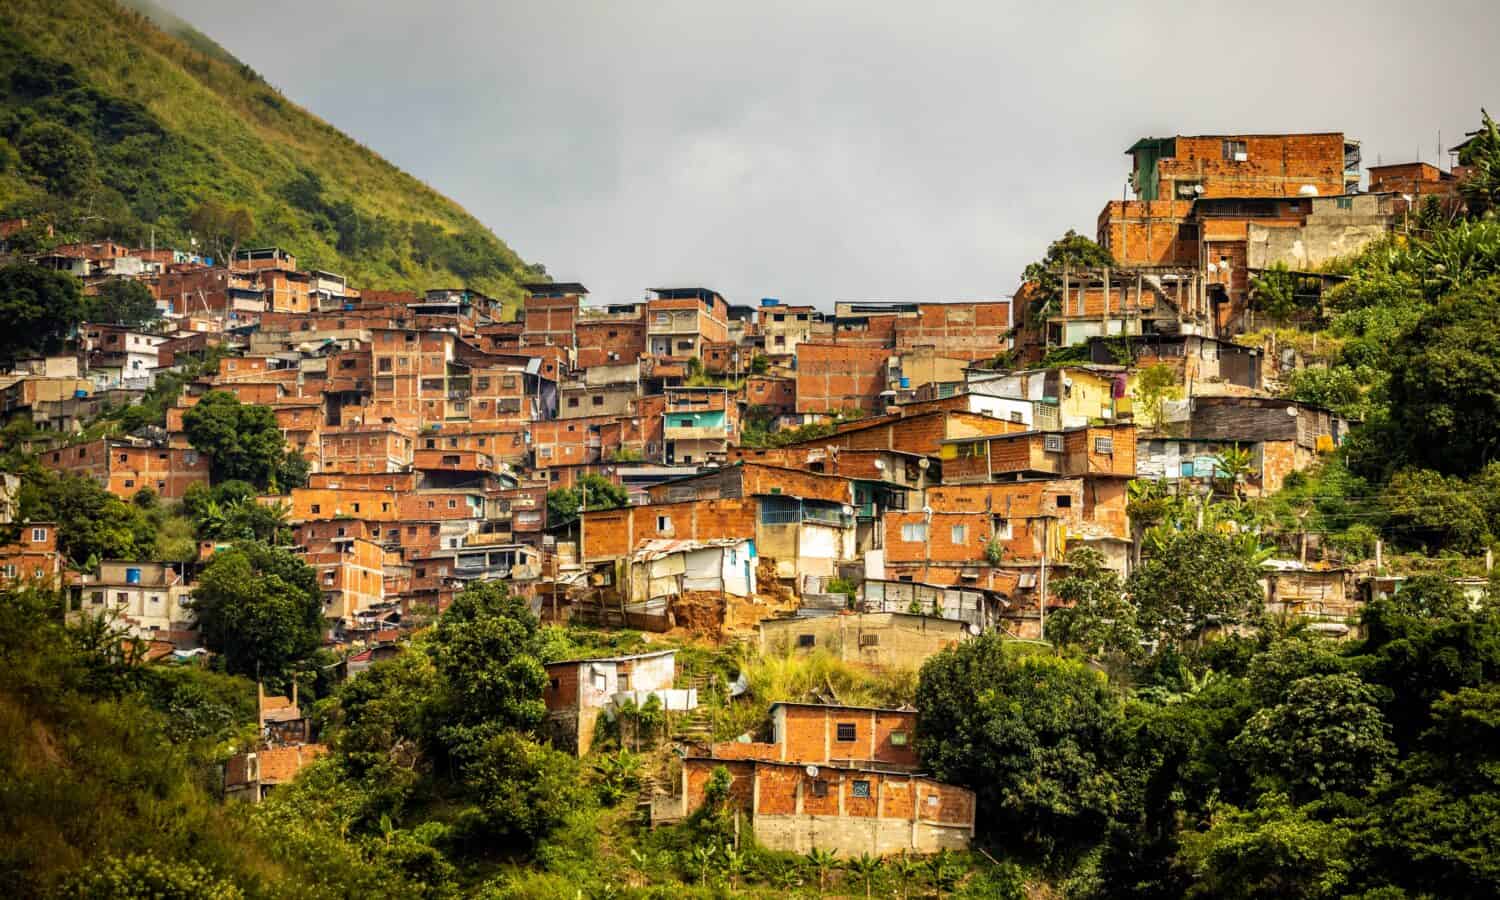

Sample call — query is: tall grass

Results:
[714,646,919,739]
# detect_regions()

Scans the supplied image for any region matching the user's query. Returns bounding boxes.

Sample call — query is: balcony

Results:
[664,425,729,441]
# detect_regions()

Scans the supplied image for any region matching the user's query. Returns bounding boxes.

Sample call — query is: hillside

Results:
[0,0,539,306]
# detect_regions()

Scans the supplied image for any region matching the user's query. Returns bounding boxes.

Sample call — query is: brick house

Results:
[710,702,920,769]
[520,282,585,350]
[0,522,65,585]
[667,758,975,856]
[39,438,210,500]
[647,287,730,360]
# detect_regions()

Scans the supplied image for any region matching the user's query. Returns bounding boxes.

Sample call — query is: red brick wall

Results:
[581,498,756,561]
[576,320,646,369]
[796,344,890,414]
[1159,134,1348,199]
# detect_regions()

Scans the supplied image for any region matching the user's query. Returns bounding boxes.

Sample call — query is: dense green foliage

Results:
[0,262,84,364]
[545,473,629,527]
[0,0,540,306]
[190,540,322,685]
[182,390,309,491]
[916,588,1500,896]
[86,276,160,326]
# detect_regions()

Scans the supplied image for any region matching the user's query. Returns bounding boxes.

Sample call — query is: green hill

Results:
[0,0,540,307]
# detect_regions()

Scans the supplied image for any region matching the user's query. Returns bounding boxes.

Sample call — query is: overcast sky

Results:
[165,0,1498,308]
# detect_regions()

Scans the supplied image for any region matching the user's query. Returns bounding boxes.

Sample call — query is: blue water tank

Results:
[900,377,911,389]
[760,298,781,307]
[125,567,141,584]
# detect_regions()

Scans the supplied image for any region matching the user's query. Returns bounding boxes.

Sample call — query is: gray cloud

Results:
[164,0,1499,307]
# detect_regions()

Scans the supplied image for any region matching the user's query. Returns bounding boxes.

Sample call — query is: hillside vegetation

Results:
[0,0,540,305]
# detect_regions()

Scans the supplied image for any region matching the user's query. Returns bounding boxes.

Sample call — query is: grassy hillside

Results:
[0,0,540,308]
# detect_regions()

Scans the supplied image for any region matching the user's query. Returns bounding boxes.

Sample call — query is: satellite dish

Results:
[842,505,854,516]
[806,765,819,778]
[872,459,886,471]
[1285,406,1300,417]
[918,458,930,469]
[968,623,981,636]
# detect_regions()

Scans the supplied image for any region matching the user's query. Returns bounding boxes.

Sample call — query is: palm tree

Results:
[804,847,839,896]
[1212,445,1254,500]
[927,849,961,898]
[890,854,922,900]
[690,844,717,885]
[721,846,748,891]
[847,853,884,898]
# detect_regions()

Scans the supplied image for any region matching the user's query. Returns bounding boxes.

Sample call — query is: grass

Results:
[0,0,536,311]
[713,645,919,740]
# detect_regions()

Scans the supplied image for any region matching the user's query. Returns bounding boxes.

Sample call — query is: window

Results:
[859,633,880,648]
[1056,495,1072,508]
[1222,139,1248,160]
[797,634,816,648]
[567,397,580,408]
[950,524,967,545]
[477,377,490,390]
[30,528,47,543]
[890,730,909,747]
[992,518,1013,540]
[836,723,857,742]
[311,504,321,514]
[1043,434,1064,452]
[1008,411,1024,423]
[0,565,15,579]
[592,395,604,406]
[1336,196,1354,210]
[851,780,871,798]
[549,678,560,691]
[447,499,457,509]
[811,779,829,798]
[900,522,928,542]
[656,515,672,532]
[1094,436,1114,454]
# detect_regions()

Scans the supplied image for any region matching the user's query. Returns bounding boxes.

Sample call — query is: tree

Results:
[447,731,585,850]
[17,469,155,567]
[915,636,1122,857]
[1381,468,1491,553]
[545,473,628,528]
[1381,277,1500,476]
[86,278,160,327]
[1127,528,1265,650]
[1230,673,1396,801]
[190,541,322,683]
[1210,446,1254,500]
[429,581,547,736]
[16,121,95,195]
[1248,263,1304,322]
[187,201,256,264]
[1131,363,1181,430]
[0,263,85,363]
[1175,793,1356,900]
[182,391,305,491]
[1457,109,1500,219]
[1045,547,1140,661]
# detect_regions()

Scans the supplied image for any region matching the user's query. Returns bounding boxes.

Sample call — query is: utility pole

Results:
[1038,515,1051,642]
[578,478,587,565]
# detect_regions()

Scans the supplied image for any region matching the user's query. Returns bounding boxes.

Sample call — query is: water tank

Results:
[125,567,141,584]
[899,377,910,389]
[760,297,781,307]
